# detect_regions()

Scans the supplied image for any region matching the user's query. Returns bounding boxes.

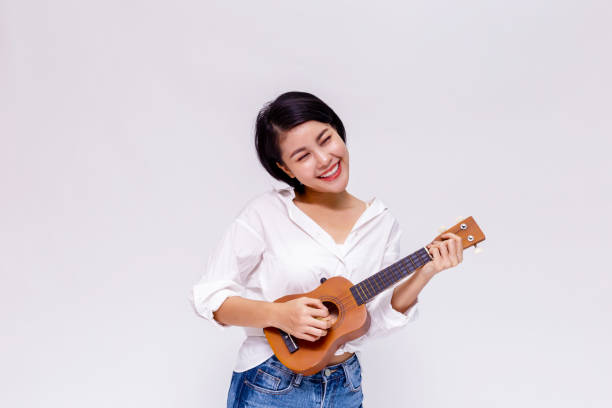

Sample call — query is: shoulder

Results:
[368,196,401,243]
[237,188,287,217]
[233,187,290,233]
[367,195,399,225]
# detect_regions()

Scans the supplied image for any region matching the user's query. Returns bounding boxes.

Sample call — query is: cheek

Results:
[332,140,348,156]
[294,162,316,178]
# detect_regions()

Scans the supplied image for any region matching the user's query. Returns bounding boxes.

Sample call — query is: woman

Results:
[191,91,463,407]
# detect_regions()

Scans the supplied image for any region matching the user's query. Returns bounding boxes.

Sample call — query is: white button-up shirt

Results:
[190,183,418,372]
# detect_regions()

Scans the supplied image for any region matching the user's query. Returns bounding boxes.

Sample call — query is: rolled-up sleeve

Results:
[336,218,418,354]
[190,217,265,330]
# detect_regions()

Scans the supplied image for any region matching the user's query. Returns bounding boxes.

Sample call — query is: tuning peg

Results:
[438,226,447,233]
[455,216,465,223]
[474,244,483,254]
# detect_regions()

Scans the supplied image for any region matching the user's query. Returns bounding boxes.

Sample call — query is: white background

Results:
[2,1,611,407]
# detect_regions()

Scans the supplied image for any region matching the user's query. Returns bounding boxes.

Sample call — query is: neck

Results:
[294,187,351,209]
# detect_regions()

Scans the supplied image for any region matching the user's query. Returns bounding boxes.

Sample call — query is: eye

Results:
[323,136,331,143]
[298,152,309,161]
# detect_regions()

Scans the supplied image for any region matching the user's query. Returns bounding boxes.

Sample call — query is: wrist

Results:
[415,266,435,284]
[418,263,436,281]
[265,301,282,328]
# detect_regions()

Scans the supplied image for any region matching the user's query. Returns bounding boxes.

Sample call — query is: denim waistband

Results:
[268,353,359,385]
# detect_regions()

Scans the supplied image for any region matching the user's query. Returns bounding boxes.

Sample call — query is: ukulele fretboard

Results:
[350,247,431,305]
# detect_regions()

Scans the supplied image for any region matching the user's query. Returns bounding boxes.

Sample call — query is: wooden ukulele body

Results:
[263,276,370,376]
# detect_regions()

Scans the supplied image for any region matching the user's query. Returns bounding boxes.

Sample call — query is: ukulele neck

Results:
[349,247,432,305]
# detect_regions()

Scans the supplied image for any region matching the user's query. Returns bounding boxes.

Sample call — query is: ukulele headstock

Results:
[433,216,486,252]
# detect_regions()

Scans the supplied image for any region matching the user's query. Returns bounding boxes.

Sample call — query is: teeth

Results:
[320,163,339,178]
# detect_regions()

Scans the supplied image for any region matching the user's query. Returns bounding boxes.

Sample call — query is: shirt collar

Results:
[269,180,388,262]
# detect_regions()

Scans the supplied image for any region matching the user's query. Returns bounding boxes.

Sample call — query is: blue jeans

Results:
[227,353,364,407]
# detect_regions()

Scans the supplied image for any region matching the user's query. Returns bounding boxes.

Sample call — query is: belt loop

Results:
[341,361,351,388]
[293,373,303,387]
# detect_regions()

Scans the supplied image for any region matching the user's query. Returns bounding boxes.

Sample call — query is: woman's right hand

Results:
[272,297,332,342]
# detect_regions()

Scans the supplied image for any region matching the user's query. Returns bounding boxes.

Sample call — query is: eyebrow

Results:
[289,128,329,159]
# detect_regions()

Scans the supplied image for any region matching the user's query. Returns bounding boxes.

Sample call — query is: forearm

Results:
[391,269,432,313]
[213,296,278,328]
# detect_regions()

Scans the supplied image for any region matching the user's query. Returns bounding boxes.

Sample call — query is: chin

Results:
[312,176,349,193]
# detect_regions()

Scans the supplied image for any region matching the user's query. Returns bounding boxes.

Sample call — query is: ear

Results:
[276,161,295,178]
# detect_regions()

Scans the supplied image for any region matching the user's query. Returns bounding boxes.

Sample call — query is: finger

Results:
[441,232,463,244]
[303,298,329,314]
[442,233,463,252]
[438,242,449,263]
[456,237,463,262]
[306,326,328,338]
[446,239,459,265]
[309,317,329,330]
[426,240,441,251]
[429,245,440,260]
[318,315,336,328]
[308,305,330,318]
[296,332,318,342]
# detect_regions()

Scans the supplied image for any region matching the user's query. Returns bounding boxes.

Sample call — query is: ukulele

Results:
[263,216,486,375]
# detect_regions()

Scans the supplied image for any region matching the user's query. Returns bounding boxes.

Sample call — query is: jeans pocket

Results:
[243,358,295,395]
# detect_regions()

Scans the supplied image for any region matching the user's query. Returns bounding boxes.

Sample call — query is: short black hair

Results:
[254,91,346,194]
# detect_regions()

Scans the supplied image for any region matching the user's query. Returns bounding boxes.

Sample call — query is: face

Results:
[276,120,349,194]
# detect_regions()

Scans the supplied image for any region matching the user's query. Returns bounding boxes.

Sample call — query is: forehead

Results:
[278,120,330,145]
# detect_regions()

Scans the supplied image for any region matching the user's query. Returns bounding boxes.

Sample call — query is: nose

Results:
[314,149,332,169]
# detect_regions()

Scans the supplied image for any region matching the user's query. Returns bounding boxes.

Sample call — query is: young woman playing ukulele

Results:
[191,91,463,407]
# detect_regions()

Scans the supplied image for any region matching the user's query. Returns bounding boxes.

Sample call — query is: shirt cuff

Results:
[333,291,419,355]
[191,288,240,330]
[375,288,419,330]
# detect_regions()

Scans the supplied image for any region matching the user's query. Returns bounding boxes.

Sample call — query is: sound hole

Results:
[322,301,339,328]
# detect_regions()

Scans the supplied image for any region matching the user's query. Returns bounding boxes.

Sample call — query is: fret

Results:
[397,259,405,276]
[363,282,372,298]
[372,276,381,293]
[366,279,376,296]
[367,277,377,297]
[360,281,369,299]
[394,262,401,281]
[366,281,373,297]
[408,254,417,270]
[382,269,391,287]
[402,258,411,274]
[358,284,367,300]
[383,267,391,284]
[412,253,420,268]
[402,258,410,275]
[421,248,430,263]
[389,264,397,282]
[417,251,424,265]
[379,270,389,291]
[350,286,364,305]
[357,282,366,299]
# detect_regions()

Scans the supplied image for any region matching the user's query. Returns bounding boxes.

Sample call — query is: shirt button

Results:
[324,368,332,376]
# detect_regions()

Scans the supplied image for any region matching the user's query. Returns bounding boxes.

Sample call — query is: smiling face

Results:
[275,120,349,195]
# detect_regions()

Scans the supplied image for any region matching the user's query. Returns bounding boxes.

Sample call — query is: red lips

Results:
[318,162,338,177]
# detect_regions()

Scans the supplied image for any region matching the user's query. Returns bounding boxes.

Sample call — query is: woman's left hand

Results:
[422,232,463,279]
